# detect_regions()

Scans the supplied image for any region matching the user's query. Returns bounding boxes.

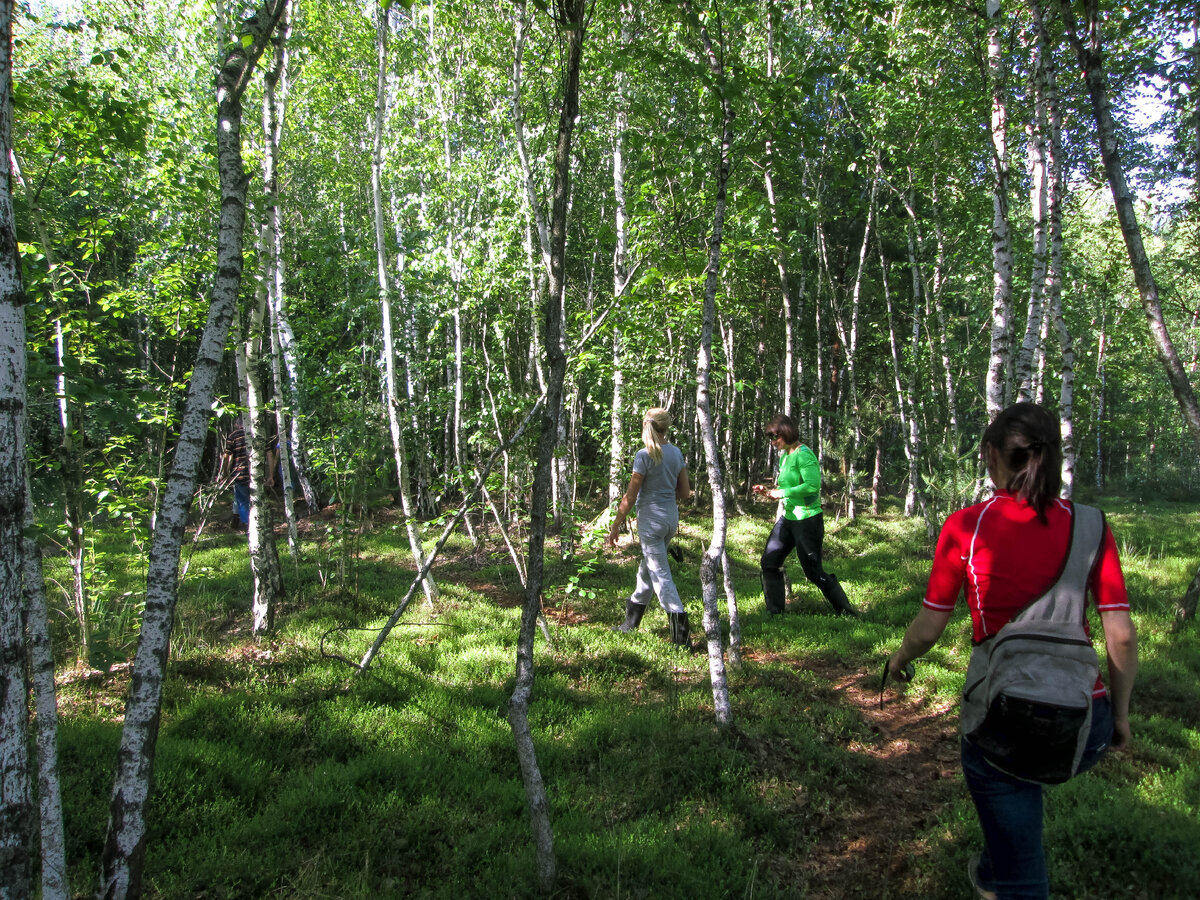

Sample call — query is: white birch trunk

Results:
[23,498,68,900]
[1095,324,1106,490]
[985,0,1015,421]
[9,152,91,658]
[764,0,796,417]
[0,0,32,886]
[1015,23,1049,402]
[508,2,585,889]
[1061,0,1200,444]
[261,14,300,557]
[98,6,286,896]
[237,259,284,636]
[372,0,436,604]
[608,2,632,504]
[692,3,740,703]
[839,175,875,519]
[1030,0,1076,496]
[884,241,935,537]
[271,296,321,513]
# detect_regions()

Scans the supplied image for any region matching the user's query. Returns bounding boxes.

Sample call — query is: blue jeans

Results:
[962,695,1114,899]
[233,482,250,525]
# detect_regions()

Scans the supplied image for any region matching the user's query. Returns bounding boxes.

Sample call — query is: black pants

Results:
[760,514,832,613]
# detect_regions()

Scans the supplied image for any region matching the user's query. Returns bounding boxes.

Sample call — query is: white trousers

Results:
[630,507,683,614]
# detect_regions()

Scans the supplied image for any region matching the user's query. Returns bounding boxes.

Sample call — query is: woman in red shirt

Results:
[887,403,1138,900]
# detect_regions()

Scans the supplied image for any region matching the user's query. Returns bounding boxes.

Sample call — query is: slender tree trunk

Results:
[372,0,437,604]
[763,0,796,417]
[1061,0,1200,446]
[23,496,67,900]
[236,262,284,636]
[98,5,286,896]
[883,243,934,536]
[9,152,91,658]
[986,0,1015,421]
[834,174,875,519]
[261,12,300,558]
[271,296,320,514]
[871,438,882,515]
[611,20,633,505]
[1061,0,1200,618]
[508,2,586,890]
[0,0,33,889]
[1095,323,1106,491]
[691,2,740,700]
[1030,0,1077,496]
[1015,19,1050,401]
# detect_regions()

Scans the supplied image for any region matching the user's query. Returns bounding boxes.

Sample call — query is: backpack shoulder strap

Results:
[1012,503,1105,626]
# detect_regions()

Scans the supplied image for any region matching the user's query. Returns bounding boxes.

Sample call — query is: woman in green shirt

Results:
[752,414,859,617]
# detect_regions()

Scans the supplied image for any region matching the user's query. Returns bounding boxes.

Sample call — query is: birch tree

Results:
[508,0,587,890]
[261,6,301,556]
[8,153,91,657]
[23,498,67,900]
[372,0,436,604]
[1029,0,1078,495]
[761,0,799,418]
[608,1,633,504]
[1014,16,1050,402]
[1060,0,1200,618]
[688,0,739,712]
[985,0,1015,420]
[0,1,33,892]
[98,4,287,896]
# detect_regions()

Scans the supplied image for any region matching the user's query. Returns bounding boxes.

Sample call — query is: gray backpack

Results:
[960,503,1106,784]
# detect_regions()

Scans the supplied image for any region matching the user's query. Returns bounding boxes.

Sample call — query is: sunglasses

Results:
[766,432,779,441]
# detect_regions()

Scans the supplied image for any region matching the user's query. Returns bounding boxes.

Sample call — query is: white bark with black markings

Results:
[98,4,287,896]
[0,1,32,893]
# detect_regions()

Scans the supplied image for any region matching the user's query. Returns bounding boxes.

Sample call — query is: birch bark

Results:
[763,0,796,418]
[23,497,67,900]
[0,0,33,889]
[609,2,632,504]
[1030,0,1077,495]
[8,152,92,657]
[883,240,934,536]
[1060,0,1200,616]
[236,261,284,636]
[690,1,740,703]
[1060,0,1200,444]
[372,0,436,604]
[98,4,287,896]
[985,0,1015,421]
[508,1,587,890]
[261,12,300,557]
[1015,21,1050,402]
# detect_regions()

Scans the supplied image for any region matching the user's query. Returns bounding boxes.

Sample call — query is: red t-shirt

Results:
[922,490,1129,696]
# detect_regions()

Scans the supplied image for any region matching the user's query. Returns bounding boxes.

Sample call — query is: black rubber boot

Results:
[761,570,787,615]
[668,611,690,646]
[821,574,861,618]
[612,600,647,632]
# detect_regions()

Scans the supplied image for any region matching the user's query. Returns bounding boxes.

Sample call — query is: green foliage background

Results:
[48,501,1200,898]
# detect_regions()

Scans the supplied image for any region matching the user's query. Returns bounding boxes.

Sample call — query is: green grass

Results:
[43,497,1200,898]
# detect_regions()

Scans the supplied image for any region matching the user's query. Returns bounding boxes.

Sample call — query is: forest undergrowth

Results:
[46,498,1200,899]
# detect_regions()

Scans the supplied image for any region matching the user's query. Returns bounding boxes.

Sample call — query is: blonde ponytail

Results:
[642,407,671,464]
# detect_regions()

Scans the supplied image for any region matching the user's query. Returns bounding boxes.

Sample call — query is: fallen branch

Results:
[354,395,545,674]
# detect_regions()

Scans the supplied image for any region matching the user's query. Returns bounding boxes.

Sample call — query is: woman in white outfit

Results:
[605,408,693,645]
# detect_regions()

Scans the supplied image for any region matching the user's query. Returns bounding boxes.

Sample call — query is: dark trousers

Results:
[961,696,1114,899]
[760,515,831,613]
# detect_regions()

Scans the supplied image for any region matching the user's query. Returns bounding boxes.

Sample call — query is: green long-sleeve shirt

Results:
[777,444,822,520]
